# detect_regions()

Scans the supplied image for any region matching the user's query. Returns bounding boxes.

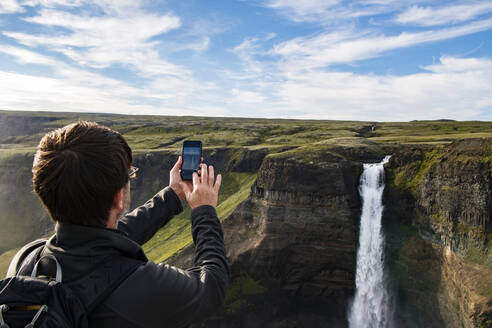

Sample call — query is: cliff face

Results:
[225,152,361,326]
[0,115,57,143]
[0,152,52,253]
[170,138,387,327]
[385,138,492,328]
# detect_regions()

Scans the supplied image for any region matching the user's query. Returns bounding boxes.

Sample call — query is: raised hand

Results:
[179,163,222,209]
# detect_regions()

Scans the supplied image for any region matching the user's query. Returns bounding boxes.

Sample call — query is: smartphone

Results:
[181,140,202,181]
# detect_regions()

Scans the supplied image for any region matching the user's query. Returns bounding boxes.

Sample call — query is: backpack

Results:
[0,240,142,328]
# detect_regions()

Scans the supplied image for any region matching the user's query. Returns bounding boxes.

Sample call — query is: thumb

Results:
[171,156,182,173]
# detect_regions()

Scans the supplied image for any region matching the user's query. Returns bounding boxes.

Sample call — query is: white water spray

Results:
[349,155,393,328]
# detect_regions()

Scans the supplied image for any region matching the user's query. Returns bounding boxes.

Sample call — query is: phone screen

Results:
[182,146,201,171]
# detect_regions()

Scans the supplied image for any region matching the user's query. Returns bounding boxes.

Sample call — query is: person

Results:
[6,121,229,327]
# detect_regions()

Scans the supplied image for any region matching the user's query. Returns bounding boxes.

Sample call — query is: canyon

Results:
[0,111,490,327]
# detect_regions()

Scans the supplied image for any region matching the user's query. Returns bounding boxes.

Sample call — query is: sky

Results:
[0,0,491,121]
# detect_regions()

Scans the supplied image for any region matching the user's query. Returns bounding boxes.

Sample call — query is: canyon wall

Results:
[384,138,492,328]
[1,128,490,327]
[170,138,388,327]
[0,152,52,253]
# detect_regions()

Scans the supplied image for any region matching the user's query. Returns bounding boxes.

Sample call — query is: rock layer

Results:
[385,138,492,328]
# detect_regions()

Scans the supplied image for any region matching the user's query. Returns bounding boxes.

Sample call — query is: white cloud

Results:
[0,71,143,113]
[0,45,143,96]
[0,67,230,117]
[0,0,24,14]
[0,44,234,117]
[3,4,184,76]
[265,0,341,14]
[232,37,265,73]
[262,0,364,23]
[271,56,492,121]
[396,2,492,26]
[0,68,238,117]
[0,1,234,117]
[167,36,211,53]
[0,45,56,66]
[1,43,491,120]
[171,17,232,54]
[260,0,426,24]
[22,0,138,14]
[231,88,266,103]
[271,18,492,70]
[22,0,83,7]
[1,0,491,121]
[423,56,492,73]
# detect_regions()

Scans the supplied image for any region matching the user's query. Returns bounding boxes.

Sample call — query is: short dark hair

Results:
[32,121,132,227]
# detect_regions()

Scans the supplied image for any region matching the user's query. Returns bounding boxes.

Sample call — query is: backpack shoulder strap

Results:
[6,238,47,278]
[66,256,143,314]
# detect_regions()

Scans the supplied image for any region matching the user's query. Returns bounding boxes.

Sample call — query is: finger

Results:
[171,155,182,173]
[192,172,199,189]
[201,164,208,185]
[201,157,204,163]
[208,165,214,187]
[197,163,205,175]
[214,174,222,193]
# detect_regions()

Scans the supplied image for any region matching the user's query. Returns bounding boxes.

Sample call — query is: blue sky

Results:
[0,0,491,121]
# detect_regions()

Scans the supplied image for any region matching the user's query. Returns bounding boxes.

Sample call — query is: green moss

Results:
[452,153,492,173]
[227,269,265,300]
[142,172,257,263]
[408,148,444,191]
[478,277,492,298]
[225,269,265,313]
[464,246,488,266]
[390,147,445,194]
[429,213,446,223]
[440,186,460,192]
[143,212,192,263]
[216,173,257,220]
[455,222,486,235]
[455,223,472,234]
[485,142,492,175]
[370,132,492,144]
[266,144,346,164]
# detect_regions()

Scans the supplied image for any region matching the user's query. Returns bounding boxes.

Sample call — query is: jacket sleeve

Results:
[116,186,183,245]
[104,205,230,327]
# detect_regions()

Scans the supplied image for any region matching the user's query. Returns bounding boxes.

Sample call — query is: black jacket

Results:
[7,187,229,327]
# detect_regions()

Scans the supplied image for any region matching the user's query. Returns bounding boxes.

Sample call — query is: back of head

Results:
[32,121,132,227]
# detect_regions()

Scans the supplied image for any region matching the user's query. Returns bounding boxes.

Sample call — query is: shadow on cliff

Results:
[383,149,449,328]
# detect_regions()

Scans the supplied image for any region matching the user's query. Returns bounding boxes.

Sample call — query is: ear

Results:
[113,188,124,210]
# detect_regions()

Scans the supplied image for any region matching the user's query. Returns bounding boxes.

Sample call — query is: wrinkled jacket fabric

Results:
[7,187,229,328]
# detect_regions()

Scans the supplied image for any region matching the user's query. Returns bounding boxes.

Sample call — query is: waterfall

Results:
[349,155,393,328]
